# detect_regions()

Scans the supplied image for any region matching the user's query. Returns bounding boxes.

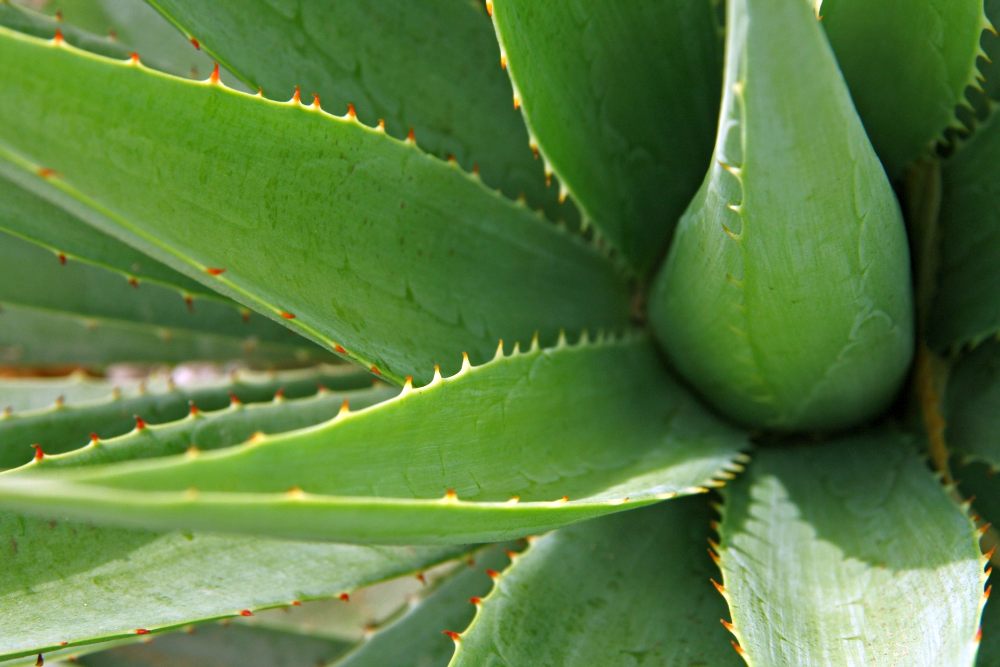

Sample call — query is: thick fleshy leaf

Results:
[0,372,122,412]
[717,432,986,665]
[0,365,377,469]
[945,340,1000,469]
[0,1,128,59]
[0,171,213,298]
[821,0,990,177]
[0,510,466,662]
[929,110,1000,351]
[76,624,353,667]
[146,0,567,220]
[0,335,747,544]
[452,498,740,666]
[647,0,913,431]
[0,27,630,384]
[0,302,324,367]
[334,546,512,667]
[0,232,307,347]
[489,0,722,271]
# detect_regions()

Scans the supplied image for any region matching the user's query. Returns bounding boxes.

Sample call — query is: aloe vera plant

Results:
[0,0,998,664]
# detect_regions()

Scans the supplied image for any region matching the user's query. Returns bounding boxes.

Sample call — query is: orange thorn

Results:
[53,28,64,44]
[513,95,520,110]
[334,344,347,354]
[209,63,220,85]
[57,253,67,265]
[291,85,301,104]
[986,584,993,600]
[35,653,43,667]
[442,630,461,642]
[128,276,139,288]
[255,87,263,97]
[135,629,150,635]
[977,626,984,642]
[89,432,100,443]
[986,546,997,561]
[188,401,200,416]
[290,600,302,606]
[31,444,44,462]
[280,310,296,319]
[274,387,286,400]
[54,9,63,21]
[239,609,253,617]
[228,392,242,406]
[504,549,517,559]
[416,572,427,585]
[731,640,745,656]
[129,52,140,65]
[338,593,350,602]
[499,54,507,69]
[444,488,458,501]
[720,618,735,633]
[377,118,386,131]
[190,37,201,50]
[485,0,493,16]
[469,596,482,605]
[370,365,382,376]
[485,568,500,579]
[205,267,226,276]
[184,295,195,312]
[134,415,147,430]
[710,578,726,595]
[346,103,357,119]
[707,548,721,565]
[472,163,480,175]
[37,167,56,179]
[980,522,993,536]
[559,495,569,502]
[406,127,416,143]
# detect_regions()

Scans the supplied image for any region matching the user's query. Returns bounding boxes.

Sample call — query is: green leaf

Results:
[0,366,378,469]
[648,0,913,431]
[145,0,567,221]
[76,624,353,667]
[0,27,630,384]
[0,372,122,412]
[718,431,986,665]
[0,1,128,59]
[452,498,740,666]
[929,109,1000,351]
[489,0,722,272]
[0,511,467,662]
[0,231,306,346]
[0,170,214,298]
[0,302,325,367]
[0,334,747,544]
[944,340,1000,469]
[821,0,991,177]
[334,546,512,667]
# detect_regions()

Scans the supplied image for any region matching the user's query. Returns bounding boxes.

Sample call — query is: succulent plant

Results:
[0,0,998,664]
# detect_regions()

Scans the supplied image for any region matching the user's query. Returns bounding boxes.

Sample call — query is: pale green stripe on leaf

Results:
[821,0,990,177]
[146,0,568,221]
[0,510,467,661]
[0,27,629,383]
[718,432,986,666]
[929,110,1000,351]
[0,302,324,367]
[452,498,740,666]
[334,546,512,667]
[490,0,722,272]
[0,171,215,298]
[945,340,1000,470]
[0,366,377,469]
[0,334,747,544]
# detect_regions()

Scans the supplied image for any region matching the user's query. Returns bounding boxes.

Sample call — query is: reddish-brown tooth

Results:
[53,28,64,44]
[980,522,993,536]
[485,569,500,579]
[292,85,301,104]
[710,578,726,594]
[280,310,296,319]
[731,641,745,656]
[31,444,44,462]
[108,29,118,41]
[55,9,63,20]
[89,432,100,443]
[334,344,347,354]
[346,103,357,119]
[239,609,253,617]
[500,54,507,69]
[274,387,285,400]
[229,392,242,405]
[469,596,482,605]
[37,167,56,179]
[134,415,147,430]
[442,630,461,642]
[209,63,220,85]
[135,628,150,635]
[986,546,997,561]
[370,365,382,376]
[513,95,520,110]
[35,653,43,667]
[190,37,200,50]
[129,52,140,64]
[406,127,416,143]
[485,0,493,17]
[339,593,350,602]
[128,277,139,288]
[58,253,67,265]
[986,584,993,600]
[472,163,480,175]
[377,118,386,131]
[291,600,302,606]
[416,572,427,585]
[241,309,251,322]
[707,548,721,565]
[466,558,476,567]
[205,267,225,276]
[447,154,457,164]
[60,641,67,646]
[256,87,264,97]
[720,619,735,633]
[444,488,458,501]
[184,295,194,312]
[312,93,321,108]
[189,401,200,416]
[504,549,517,559]
[977,627,984,642]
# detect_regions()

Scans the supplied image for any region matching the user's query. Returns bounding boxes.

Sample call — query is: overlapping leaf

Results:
[0,27,630,383]
[0,335,747,544]
[717,431,986,665]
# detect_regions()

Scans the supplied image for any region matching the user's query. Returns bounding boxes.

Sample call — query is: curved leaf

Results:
[452,498,740,666]
[0,334,747,544]
[0,1,128,59]
[0,366,377,469]
[717,431,986,665]
[490,0,722,271]
[334,546,512,667]
[0,27,630,384]
[146,0,568,220]
[0,510,467,661]
[0,302,324,367]
[929,109,1000,351]
[945,340,1000,469]
[821,0,990,177]
[0,373,122,412]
